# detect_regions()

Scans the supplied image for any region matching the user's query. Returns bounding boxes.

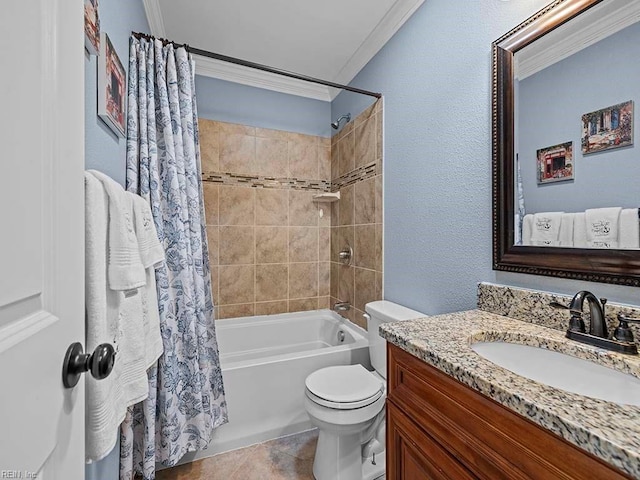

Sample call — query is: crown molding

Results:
[142,0,166,37]
[330,0,425,99]
[193,54,332,102]
[516,0,640,80]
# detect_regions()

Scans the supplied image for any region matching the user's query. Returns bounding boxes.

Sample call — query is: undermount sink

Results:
[471,342,640,406]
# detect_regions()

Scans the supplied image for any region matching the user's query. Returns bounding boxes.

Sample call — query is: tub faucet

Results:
[333,301,351,312]
[568,291,607,338]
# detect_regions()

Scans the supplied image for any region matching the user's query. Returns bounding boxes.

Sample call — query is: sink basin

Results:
[471,342,640,406]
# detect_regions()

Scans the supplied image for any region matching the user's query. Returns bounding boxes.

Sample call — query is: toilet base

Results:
[312,429,386,480]
[362,450,385,480]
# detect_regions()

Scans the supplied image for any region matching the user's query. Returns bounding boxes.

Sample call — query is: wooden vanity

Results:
[386,344,633,479]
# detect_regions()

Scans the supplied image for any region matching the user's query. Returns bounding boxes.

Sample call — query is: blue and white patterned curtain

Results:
[120,36,227,480]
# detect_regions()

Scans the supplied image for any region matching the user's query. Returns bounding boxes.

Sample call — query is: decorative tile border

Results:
[202,171,330,191]
[330,161,378,192]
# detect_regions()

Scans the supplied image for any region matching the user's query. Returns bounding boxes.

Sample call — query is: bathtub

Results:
[179,309,370,464]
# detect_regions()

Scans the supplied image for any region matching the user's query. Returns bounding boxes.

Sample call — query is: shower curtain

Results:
[120,36,227,480]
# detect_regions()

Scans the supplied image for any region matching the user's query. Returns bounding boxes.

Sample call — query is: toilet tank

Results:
[365,301,426,379]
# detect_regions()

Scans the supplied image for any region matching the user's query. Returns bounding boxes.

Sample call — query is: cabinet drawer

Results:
[387,344,631,480]
[387,401,477,480]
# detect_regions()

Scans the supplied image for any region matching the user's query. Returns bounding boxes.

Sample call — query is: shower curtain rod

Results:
[132,32,382,99]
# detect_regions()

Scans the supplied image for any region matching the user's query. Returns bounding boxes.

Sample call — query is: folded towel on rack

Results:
[129,192,165,368]
[87,169,146,291]
[558,213,575,247]
[573,213,588,248]
[531,212,564,246]
[619,208,639,249]
[522,214,534,246]
[585,207,621,249]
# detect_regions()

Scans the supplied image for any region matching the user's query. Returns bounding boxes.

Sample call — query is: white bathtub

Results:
[178,309,370,464]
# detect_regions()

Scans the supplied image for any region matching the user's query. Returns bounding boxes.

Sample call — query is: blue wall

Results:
[519,22,640,214]
[196,76,332,137]
[84,1,150,478]
[84,0,150,186]
[333,0,640,313]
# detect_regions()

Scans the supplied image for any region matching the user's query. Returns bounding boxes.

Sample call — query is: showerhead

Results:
[331,113,351,130]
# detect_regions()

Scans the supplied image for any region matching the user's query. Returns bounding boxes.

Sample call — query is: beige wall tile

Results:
[339,185,354,226]
[354,267,376,312]
[289,190,317,226]
[318,204,331,227]
[256,189,288,226]
[218,303,255,319]
[289,136,318,179]
[335,226,354,258]
[338,132,355,177]
[355,117,376,169]
[375,223,383,271]
[375,175,383,224]
[219,134,256,174]
[256,127,289,141]
[218,122,255,136]
[289,297,318,313]
[289,227,318,263]
[219,226,255,265]
[255,226,287,264]
[219,186,255,225]
[319,228,331,262]
[256,264,288,302]
[353,308,368,330]
[355,102,376,127]
[256,137,288,178]
[203,183,219,225]
[354,177,375,225]
[255,300,289,316]
[210,266,219,306]
[319,147,331,181]
[318,296,330,309]
[376,113,382,162]
[330,143,340,181]
[199,119,219,173]
[319,137,331,148]
[206,226,219,266]
[375,271,383,300]
[330,201,340,227]
[354,224,376,270]
[330,262,339,298]
[219,265,255,304]
[289,262,318,299]
[319,262,330,297]
[338,265,354,304]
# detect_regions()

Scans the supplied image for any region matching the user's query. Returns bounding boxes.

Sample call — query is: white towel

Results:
[619,208,639,249]
[88,170,146,291]
[84,173,127,462]
[585,207,621,249]
[522,214,534,246]
[531,212,564,246]
[573,212,588,248]
[129,192,165,368]
[558,213,575,247]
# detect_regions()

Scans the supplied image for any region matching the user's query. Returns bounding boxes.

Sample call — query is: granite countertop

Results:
[380,309,640,479]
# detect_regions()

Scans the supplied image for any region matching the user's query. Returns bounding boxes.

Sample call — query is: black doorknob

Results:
[62,342,116,388]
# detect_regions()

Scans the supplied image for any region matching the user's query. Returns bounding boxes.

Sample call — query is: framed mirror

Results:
[492,0,640,286]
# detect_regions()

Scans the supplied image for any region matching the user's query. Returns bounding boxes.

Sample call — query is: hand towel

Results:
[522,214,534,246]
[558,213,575,247]
[87,170,146,291]
[619,208,640,249]
[129,192,165,368]
[531,212,564,246]
[573,213,588,248]
[585,207,621,249]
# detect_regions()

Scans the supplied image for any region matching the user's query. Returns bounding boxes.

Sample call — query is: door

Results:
[0,0,85,478]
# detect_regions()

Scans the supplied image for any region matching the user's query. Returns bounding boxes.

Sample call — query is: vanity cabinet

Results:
[386,344,632,480]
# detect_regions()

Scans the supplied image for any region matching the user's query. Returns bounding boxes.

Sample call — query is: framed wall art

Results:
[98,32,126,137]
[581,100,633,154]
[84,0,99,55]
[537,141,574,184]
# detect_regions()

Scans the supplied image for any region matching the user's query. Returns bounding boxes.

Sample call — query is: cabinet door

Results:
[387,401,477,480]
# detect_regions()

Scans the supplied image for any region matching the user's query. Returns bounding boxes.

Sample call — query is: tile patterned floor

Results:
[156,429,318,480]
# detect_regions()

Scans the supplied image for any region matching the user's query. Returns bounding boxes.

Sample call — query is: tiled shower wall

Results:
[200,120,332,319]
[330,100,384,329]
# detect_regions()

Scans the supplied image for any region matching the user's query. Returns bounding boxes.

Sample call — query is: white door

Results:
[0,0,85,478]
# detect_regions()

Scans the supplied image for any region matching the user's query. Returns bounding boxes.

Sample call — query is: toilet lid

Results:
[305,364,384,404]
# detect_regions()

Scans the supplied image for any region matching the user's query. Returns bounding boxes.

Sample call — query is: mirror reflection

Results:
[513,0,640,249]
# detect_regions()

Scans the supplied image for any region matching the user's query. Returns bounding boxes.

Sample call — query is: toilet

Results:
[304,301,426,480]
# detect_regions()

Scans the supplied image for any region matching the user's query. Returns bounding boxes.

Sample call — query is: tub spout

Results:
[333,301,351,312]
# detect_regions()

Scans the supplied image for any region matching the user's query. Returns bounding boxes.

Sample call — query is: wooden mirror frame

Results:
[492,0,640,287]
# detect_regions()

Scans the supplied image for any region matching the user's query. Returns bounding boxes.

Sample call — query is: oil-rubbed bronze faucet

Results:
[551,291,638,355]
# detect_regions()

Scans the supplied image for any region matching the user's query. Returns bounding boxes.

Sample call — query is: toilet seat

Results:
[305,364,384,410]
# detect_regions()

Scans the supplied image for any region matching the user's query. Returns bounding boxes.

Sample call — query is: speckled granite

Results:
[478,282,640,346]
[380,310,640,478]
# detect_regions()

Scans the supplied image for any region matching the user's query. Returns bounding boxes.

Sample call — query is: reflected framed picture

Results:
[98,32,126,137]
[581,100,633,154]
[84,0,99,55]
[537,141,573,184]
